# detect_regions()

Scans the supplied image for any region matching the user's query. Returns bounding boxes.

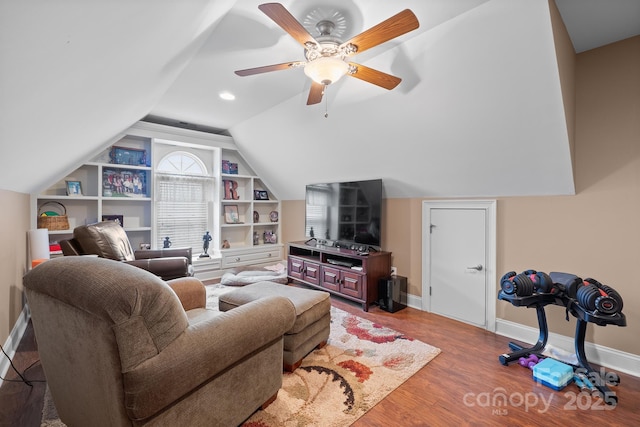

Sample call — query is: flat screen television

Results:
[305,179,383,250]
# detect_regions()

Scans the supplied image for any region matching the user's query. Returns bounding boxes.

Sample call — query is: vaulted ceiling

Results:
[1,0,639,200]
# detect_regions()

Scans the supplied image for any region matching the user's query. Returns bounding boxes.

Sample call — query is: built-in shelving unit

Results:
[219,149,281,260]
[31,121,282,278]
[33,135,153,252]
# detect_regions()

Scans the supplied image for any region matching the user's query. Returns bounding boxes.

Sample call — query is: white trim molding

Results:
[495,318,640,378]
[421,199,497,332]
[0,305,30,387]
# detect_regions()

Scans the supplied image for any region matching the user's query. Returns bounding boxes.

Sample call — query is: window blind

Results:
[155,173,213,251]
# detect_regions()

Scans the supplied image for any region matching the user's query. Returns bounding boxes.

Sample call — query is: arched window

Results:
[155,151,213,252]
[157,151,207,175]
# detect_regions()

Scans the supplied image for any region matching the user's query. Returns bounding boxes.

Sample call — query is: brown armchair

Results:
[60,220,193,280]
[24,256,296,426]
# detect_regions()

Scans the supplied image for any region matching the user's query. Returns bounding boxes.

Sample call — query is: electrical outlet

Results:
[391,266,397,276]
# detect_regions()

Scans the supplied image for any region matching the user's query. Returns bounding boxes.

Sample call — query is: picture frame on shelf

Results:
[110,146,148,166]
[224,205,241,224]
[254,190,269,200]
[102,168,147,198]
[65,180,83,196]
[102,215,124,227]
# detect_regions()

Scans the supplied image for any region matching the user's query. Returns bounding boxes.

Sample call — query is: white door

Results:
[423,200,496,330]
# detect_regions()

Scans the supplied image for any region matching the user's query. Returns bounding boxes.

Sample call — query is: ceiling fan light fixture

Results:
[304,56,349,85]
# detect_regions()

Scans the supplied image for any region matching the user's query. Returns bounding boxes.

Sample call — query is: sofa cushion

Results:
[72,220,136,261]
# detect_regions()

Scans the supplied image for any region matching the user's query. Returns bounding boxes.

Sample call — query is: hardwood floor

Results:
[0,322,47,427]
[1,296,639,426]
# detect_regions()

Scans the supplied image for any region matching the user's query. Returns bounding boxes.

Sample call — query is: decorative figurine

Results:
[263,230,276,244]
[253,231,260,245]
[221,239,230,249]
[253,211,260,223]
[163,237,172,248]
[200,231,212,258]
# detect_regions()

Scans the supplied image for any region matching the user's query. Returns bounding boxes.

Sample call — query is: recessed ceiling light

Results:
[219,91,235,101]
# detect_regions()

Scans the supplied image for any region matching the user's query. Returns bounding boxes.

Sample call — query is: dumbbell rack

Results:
[497,290,626,404]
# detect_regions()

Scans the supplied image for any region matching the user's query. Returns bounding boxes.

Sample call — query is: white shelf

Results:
[218,162,281,249]
[38,195,100,201]
[48,230,73,235]
[102,197,152,202]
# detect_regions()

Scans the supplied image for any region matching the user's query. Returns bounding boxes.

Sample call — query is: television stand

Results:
[287,241,391,311]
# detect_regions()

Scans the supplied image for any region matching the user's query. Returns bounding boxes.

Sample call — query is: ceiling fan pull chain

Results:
[324,84,329,118]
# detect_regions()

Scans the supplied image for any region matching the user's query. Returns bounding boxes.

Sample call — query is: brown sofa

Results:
[23,256,296,426]
[60,220,193,280]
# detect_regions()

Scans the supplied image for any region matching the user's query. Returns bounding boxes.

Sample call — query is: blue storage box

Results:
[532,358,573,391]
[222,160,231,174]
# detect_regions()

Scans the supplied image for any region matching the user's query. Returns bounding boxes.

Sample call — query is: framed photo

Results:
[102,214,124,227]
[254,190,269,200]
[224,205,240,224]
[66,180,83,196]
[103,168,147,198]
[110,146,147,166]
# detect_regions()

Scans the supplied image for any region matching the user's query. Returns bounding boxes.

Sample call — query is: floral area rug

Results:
[42,285,441,426]
[243,305,441,426]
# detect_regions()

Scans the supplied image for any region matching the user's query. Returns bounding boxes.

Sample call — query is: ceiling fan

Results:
[235,3,419,105]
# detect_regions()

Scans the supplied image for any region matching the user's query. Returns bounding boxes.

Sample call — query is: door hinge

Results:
[429,286,432,296]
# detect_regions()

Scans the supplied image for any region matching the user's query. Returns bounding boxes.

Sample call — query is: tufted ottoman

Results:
[219,281,331,371]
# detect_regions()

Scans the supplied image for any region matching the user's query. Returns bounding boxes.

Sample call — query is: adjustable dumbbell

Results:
[576,278,623,315]
[500,271,535,296]
[523,269,554,294]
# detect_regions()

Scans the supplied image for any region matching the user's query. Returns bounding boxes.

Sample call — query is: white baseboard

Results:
[0,305,30,387]
[495,318,640,378]
[407,293,422,310]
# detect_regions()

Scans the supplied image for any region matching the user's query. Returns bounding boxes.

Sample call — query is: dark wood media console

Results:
[287,241,391,311]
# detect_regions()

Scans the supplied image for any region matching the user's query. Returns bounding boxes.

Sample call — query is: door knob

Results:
[467,264,483,271]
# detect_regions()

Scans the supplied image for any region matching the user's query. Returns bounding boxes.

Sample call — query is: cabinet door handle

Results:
[268,253,272,257]
[235,257,241,262]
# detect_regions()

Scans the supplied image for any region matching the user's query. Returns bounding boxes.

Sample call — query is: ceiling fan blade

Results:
[258,3,319,49]
[235,61,305,76]
[347,63,402,90]
[340,9,419,56]
[307,82,325,105]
